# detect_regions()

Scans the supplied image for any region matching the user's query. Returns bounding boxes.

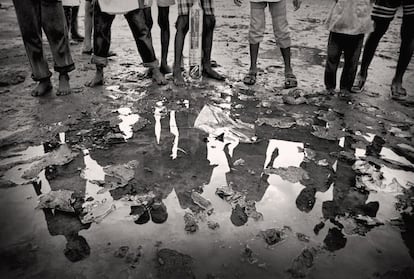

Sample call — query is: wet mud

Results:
[0,0,414,278]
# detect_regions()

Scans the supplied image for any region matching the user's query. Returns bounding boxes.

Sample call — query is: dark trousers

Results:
[12,0,74,81]
[92,3,158,68]
[324,32,364,91]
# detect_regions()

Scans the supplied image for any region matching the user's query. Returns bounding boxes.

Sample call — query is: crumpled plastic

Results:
[37,190,75,213]
[194,104,256,143]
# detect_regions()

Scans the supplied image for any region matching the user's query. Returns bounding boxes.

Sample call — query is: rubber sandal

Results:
[243,72,257,85]
[351,75,366,93]
[284,73,298,89]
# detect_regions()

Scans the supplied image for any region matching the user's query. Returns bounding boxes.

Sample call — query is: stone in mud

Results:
[313,222,325,235]
[114,246,129,258]
[36,189,75,213]
[184,212,198,233]
[259,228,288,246]
[256,117,296,129]
[191,191,213,211]
[296,232,310,243]
[207,221,220,230]
[282,89,307,105]
[157,249,195,279]
[0,70,26,86]
[264,166,309,183]
[231,204,248,226]
[287,247,320,278]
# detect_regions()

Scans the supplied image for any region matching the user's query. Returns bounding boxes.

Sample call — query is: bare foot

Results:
[203,66,225,81]
[160,63,172,75]
[85,69,104,87]
[31,79,52,97]
[56,74,71,96]
[152,68,167,85]
[173,68,186,86]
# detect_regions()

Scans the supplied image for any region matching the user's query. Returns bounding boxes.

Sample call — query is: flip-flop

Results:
[390,83,407,100]
[243,71,257,85]
[284,73,298,89]
[351,75,366,93]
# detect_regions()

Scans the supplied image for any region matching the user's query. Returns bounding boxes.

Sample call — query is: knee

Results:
[176,16,189,33]
[203,15,216,31]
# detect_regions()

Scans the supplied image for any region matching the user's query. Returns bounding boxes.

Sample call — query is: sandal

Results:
[351,74,366,93]
[284,73,298,89]
[243,71,257,85]
[390,83,407,100]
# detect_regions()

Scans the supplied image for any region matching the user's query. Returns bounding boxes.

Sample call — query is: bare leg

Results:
[202,15,224,80]
[82,0,93,53]
[158,6,171,74]
[173,15,189,86]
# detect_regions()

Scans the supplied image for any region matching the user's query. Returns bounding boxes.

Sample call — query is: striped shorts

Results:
[372,0,414,19]
[177,0,214,16]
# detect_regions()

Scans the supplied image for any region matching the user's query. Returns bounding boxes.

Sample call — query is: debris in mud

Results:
[132,117,150,132]
[296,233,310,243]
[287,247,321,278]
[114,246,129,258]
[22,145,78,180]
[103,132,126,144]
[259,228,288,246]
[256,117,296,129]
[233,158,245,166]
[194,104,256,143]
[120,192,156,206]
[36,190,75,213]
[81,200,116,224]
[311,125,345,141]
[157,249,195,279]
[331,150,356,163]
[0,70,26,86]
[242,244,259,265]
[125,246,143,267]
[101,160,139,190]
[264,166,309,183]
[184,212,199,233]
[282,89,307,105]
[207,221,220,230]
[191,191,213,212]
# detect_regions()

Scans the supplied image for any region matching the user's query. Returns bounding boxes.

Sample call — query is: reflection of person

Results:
[234,0,301,88]
[352,0,414,99]
[173,0,225,85]
[324,0,374,97]
[156,0,176,74]
[130,200,169,224]
[86,0,166,87]
[12,0,74,96]
[63,0,84,42]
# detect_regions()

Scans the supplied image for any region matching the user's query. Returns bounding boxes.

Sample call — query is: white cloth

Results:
[62,0,81,6]
[98,0,152,14]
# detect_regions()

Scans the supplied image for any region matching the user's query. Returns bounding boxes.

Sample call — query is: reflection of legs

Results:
[83,0,93,53]
[42,0,74,95]
[158,6,172,74]
[324,32,343,91]
[13,0,53,96]
[341,34,364,91]
[86,2,115,87]
[173,15,189,86]
[125,8,166,85]
[391,14,414,97]
[202,15,224,80]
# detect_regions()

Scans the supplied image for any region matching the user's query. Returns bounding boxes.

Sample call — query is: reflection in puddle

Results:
[117,107,139,140]
[169,111,179,159]
[380,147,414,168]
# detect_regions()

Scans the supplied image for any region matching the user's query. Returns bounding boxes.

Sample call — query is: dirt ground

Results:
[0,0,414,278]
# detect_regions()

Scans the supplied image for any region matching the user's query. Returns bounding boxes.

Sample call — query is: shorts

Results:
[177,0,214,16]
[372,0,414,19]
[157,0,175,7]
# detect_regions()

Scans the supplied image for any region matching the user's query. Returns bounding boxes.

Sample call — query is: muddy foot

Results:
[152,68,167,85]
[173,69,186,86]
[160,63,172,75]
[85,70,104,87]
[203,67,225,81]
[56,74,71,96]
[31,79,52,97]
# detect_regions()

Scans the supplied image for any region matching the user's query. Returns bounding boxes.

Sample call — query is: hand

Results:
[293,0,302,11]
[234,0,243,7]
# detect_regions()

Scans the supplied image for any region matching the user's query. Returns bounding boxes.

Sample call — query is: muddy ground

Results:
[0,0,414,278]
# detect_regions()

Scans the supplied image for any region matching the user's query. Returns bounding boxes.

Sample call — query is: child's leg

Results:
[158,6,172,74]
[124,8,166,85]
[248,2,266,74]
[71,5,84,41]
[83,0,93,53]
[341,34,364,92]
[63,6,72,38]
[324,32,343,91]
[41,0,75,95]
[12,0,53,96]
[86,2,115,87]
[173,15,189,85]
[202,14,224,80]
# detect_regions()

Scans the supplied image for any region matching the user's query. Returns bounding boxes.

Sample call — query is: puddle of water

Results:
[259,46,325,66]
[117,107,140,140]
[380,147,414,168]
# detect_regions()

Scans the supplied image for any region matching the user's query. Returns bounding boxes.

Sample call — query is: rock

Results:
[157,249,195,279]
[0,70,26,86]
[264,166,309,183]
[184,212,198,233]
[231,204,248,226]
[191,191,213,211]
[283,89,307,105]
[36,190,75,213]
[287,247,320,278]
[259,228,288,246]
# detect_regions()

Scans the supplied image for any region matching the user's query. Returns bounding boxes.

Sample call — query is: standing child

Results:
[63,0,84,42]
[173,0,225,86]
[12,0,74,96]
[86,0,166,87]
[234,0,302,88]
[157,0,176,74]
[324,0,374,97]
